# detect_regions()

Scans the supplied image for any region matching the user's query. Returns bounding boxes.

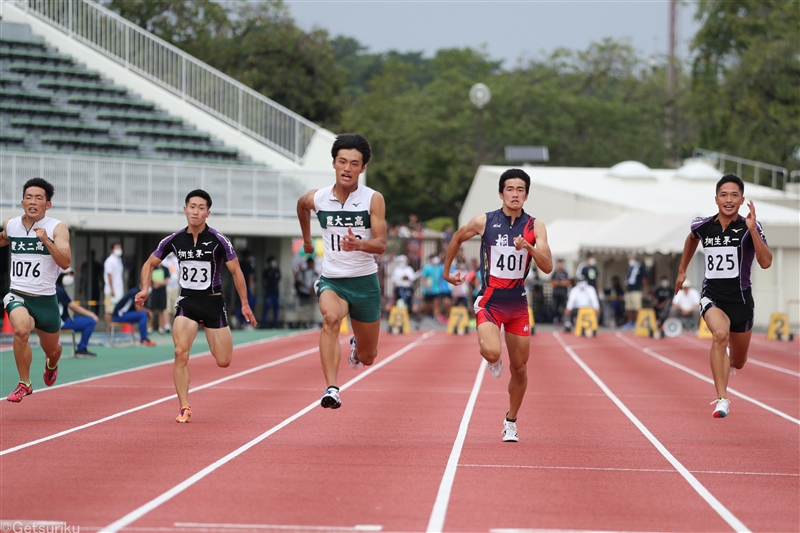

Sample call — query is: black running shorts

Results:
[176,294,228,329]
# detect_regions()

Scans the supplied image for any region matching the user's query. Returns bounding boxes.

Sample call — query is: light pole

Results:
[469,83,491,167]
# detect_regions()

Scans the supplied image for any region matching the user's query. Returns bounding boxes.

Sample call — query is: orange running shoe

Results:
[7,381,33,402]
[176,405,192,423]
[140,339,157,347]
[43,358,58,386]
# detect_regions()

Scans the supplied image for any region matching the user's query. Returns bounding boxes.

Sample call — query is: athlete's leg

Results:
[36,329,63,370]
[172,316,199,407]
[9,306,35,383]
[704,307,732,398]
[728,329,752,371]
[504,332,530,420]
[205,326,233,368]
[350,318,380,366]
[318,290,349,387]
[476,321,502,364]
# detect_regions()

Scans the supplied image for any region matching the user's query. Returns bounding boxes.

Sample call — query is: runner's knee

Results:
[712,329,729,346]
[321,310,342,331]
[174,348,190,364]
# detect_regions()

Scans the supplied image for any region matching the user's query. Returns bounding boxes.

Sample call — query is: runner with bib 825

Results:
[675,174,772,419]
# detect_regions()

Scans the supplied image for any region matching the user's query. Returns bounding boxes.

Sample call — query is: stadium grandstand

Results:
[1,0,339,325]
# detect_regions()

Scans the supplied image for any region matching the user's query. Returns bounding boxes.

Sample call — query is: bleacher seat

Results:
[38,79,127,95]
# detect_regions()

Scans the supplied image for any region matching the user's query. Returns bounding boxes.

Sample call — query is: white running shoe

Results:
[487,359,503,378]
[502,419,518,442]
[348,336,364,369]
[711,398,730,418]
[320,387,341,409]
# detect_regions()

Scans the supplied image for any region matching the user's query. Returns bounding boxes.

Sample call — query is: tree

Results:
[691,0,800,179]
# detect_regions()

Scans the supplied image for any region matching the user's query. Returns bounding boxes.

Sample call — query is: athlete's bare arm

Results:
[0,218,9,247]
[675,233,700,294]
[297,190,318,255]
[40,222,71,270]
[135,254,163,306]
[745,200,772,269]
[341,191,387,254]
[443,214,487,285]
[227,257,256,325]
[516,219,553,274]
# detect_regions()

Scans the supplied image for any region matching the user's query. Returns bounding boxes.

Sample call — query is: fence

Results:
[692,148,788,190]
[9,0,322,163]
[0,151,331,218]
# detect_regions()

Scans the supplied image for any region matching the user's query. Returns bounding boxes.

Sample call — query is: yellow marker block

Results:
[387,306,410,334]
[697,318,713,339]
[574,308,598,337]
[339,316,350,334]
[528,307,536,335]
[766,312,791,341]
[447,306,470,335]
[634,309,658,337]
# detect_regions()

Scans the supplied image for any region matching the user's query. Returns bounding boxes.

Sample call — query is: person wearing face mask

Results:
[581,253,598,291]
[103,242,124,332]
[421,254,444,321]
[261,255,282,328]
[55,268,99,358]
[622,255,643,329]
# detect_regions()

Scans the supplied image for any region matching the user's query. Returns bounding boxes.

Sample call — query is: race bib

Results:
[705,246,739,279]
[489,246,528,280]
[10,257,43,286]
[179,260,211,290]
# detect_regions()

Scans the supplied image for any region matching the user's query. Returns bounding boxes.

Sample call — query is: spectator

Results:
[294,257,317,327]
[391,255,417,310]
[582,253,599,290]
[670,279,701,328]
[606,275,627,327]
[148,264,169,334]
[261,256,282,328]
[112,287,157,346]
[550,259,570,324]
[161,252,180,333]
[421,254,443,320]
[56,268,99,358]
[654,275,673,321]
[562,274,601,332]
[449,260,470,308]
[235,249,256,329]
[623,255,644,329]
[103,242,124,332]
[442,224,454,249]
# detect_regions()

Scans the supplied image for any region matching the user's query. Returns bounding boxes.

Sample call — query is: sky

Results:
[285,0,702,67]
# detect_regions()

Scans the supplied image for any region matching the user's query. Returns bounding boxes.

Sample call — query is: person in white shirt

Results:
[563,274,600,332]
[391,255,418,309]
[669,279,701,327]
[161,252,180,332]
[103,242,124,332]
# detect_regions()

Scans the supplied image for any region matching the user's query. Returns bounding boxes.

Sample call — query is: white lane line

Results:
[18,331,314,395]
[174,523,382,532]
[99,333,434,533]
[490,529,667,533]
[459,464,799,477]
[554,333,751,533]
[426,359,485,533]
[1,348,317,456]
[677,335,800,377]
[617,333,800,425]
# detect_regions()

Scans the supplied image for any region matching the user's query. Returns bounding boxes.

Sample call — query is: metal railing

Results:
[0,151,331,218]
[692,148,788,190]
[10,0,323,163]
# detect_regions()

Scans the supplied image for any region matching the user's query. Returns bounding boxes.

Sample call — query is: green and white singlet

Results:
[6,216,61,295]
[313,184,377,278]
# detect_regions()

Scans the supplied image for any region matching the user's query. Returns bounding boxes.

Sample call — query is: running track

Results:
[1,329,797,532]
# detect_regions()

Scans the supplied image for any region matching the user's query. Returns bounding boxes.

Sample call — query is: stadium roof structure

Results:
[462,160,800,258]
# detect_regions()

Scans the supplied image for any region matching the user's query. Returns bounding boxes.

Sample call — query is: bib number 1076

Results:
[12,260,41,278]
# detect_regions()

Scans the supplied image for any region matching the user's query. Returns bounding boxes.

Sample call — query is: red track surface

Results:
[1,329,797,533]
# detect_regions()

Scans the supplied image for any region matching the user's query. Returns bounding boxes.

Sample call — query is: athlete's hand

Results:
[33,226,49,243]
[134,290,149,306]
[513,236,529,251]
[674,272,686,295]
[745,200,758,232]
[341,228,360,252]
[303,241,315,255]
[241,305,257,326]
[444,270,466,286]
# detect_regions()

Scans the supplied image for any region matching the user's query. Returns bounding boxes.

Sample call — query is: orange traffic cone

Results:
[2,310,14,335]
